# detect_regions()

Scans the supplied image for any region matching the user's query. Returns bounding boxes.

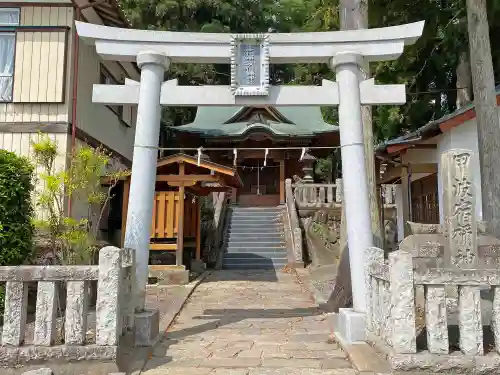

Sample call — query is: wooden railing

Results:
[0,246,134,365]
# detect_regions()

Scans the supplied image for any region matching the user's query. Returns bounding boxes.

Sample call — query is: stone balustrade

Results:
[285,179,303,265]
[0,246,134,366]
[292,179,396,209]
[365,244,500,372]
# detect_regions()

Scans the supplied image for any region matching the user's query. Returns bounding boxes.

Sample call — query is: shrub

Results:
[0,150,34,318]
[31,134,127,265]
[0,149,35,266]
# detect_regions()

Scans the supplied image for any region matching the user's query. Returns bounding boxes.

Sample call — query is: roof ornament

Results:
[264,148,269,166]
[233,148,238,166]
[300,147,307,161]
[197,147,203,166]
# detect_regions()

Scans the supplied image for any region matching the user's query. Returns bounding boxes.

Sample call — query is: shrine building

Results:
[173,105,340,206]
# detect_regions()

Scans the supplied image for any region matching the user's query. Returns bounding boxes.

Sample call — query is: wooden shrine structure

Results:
[119,153,242,269]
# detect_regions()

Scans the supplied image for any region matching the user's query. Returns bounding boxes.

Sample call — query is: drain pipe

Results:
[68,4,81,217]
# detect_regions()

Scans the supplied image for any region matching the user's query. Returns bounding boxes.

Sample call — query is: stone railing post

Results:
[365,246,384,334]
[65,280,89,345]
[34,281,58,345]
[286,178,303,264]
[120,248,135,336]
[96,246,123,346]
[2,281,28,345]
[335,178,343,203]
[389,250,416,353]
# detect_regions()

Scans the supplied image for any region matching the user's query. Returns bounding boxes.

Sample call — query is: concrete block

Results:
[335,308,366,343]
[135,309,160,347]
[21,369,53,375]
[149,268,189,285]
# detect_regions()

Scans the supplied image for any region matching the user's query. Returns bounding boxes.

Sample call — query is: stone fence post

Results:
[389,250,417,353]
[96,246,123,346]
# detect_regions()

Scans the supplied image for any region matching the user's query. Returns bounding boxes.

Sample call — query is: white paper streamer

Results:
[300,147,306,161]
[197,147,202,166]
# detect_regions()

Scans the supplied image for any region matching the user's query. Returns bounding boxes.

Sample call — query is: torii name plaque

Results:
[230,34,270,96]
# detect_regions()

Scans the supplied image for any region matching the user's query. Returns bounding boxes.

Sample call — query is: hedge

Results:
[0,150,34,266]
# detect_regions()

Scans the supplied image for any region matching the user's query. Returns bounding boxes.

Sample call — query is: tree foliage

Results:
[121,0,500,142]
[0,150,34,266]
[0,150,34,315]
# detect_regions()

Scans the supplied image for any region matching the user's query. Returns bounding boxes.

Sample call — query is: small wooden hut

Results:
[119,153,242,270]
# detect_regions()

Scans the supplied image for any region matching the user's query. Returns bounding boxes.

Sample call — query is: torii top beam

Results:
[75,21,425,64]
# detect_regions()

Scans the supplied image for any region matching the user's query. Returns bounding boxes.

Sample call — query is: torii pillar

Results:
[330,53,373,342]
[122,51,168,346]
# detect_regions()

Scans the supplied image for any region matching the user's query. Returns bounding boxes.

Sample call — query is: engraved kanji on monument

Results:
[230,34,270,96]
[441,149,478,269]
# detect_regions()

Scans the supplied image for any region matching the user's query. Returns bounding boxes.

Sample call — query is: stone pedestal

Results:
[334,308,366,343]
[135,309,160,347]
[149,267,190,285]
[191,259,206,273]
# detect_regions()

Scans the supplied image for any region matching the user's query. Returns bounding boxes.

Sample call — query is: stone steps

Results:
[225,246,286,252]
[223,206,288,270]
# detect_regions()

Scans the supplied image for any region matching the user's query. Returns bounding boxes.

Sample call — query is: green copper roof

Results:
[174,106,338,137]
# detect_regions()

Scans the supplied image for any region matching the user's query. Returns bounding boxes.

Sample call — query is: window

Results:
[0,8,19,26]
[0,8,19,102]
[99,64,124,120]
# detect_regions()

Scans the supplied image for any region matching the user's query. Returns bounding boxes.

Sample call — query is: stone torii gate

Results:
[76,20,424,344]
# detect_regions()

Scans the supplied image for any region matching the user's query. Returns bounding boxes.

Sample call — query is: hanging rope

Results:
[238,164,281,170]
[135,145,340,151]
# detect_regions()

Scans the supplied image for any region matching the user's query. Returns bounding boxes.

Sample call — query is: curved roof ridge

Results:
[179,106,338,134]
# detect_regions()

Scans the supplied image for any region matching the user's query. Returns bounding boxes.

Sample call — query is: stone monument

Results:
[364,149,500,373]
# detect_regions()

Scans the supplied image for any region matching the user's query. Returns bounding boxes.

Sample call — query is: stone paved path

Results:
[137,270,355,375]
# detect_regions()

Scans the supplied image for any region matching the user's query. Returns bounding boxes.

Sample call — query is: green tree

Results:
[0,150,34,266]
[31,134,127,265]
[0,150,34,316]
[121,0,500,141]
[121,0,316,127]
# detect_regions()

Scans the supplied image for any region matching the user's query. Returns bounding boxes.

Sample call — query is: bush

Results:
[0,150,34,266]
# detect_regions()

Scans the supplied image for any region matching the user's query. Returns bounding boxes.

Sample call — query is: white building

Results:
[376,87,500,240]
